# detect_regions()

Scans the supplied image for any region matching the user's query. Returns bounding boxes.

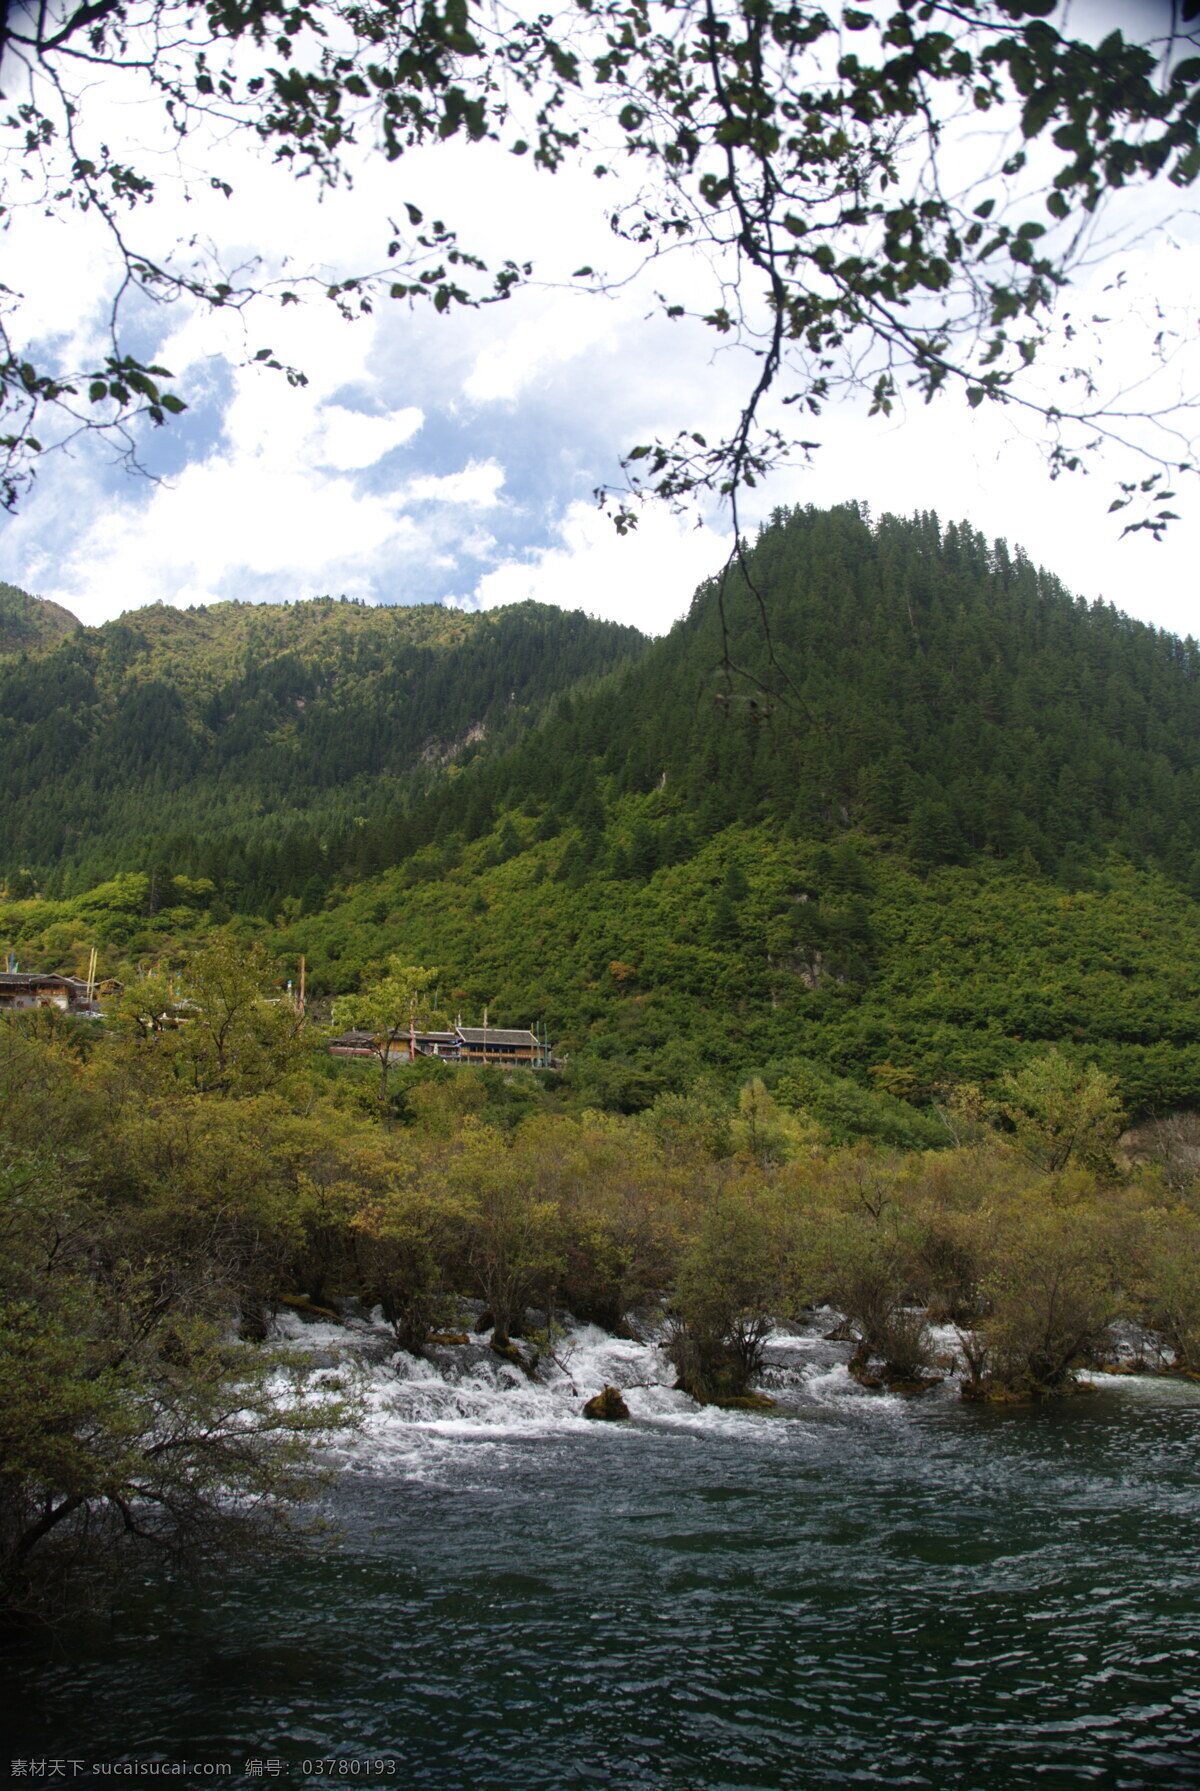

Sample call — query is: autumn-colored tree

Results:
[0,1145,347,1621]
[173,937,306,1097]
[347,1131,464,1354]
[667,1187,784,1402]
[958,1193,1126,1399]
[443,1122,565,1346]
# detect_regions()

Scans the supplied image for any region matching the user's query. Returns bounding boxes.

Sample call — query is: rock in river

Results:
[583,1385,631,1421]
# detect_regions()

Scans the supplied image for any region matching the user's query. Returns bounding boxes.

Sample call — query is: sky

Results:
[2,3,1199,642]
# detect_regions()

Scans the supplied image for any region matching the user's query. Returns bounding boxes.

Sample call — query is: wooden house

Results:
[0,972,102,1016]
[328,1020,554,1068]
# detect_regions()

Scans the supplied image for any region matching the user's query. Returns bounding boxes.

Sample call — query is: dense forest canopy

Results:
[10,505,1200,900]
[502,502,1200,874]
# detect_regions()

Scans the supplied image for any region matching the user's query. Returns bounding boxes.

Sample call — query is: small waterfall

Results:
[268,1304,931,1473]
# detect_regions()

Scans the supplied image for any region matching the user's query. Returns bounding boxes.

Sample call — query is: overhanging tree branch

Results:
[2,0,1200,531]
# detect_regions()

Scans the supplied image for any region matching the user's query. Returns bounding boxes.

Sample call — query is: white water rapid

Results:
[269,1304,915,1477]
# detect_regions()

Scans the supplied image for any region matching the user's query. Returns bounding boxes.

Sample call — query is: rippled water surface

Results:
[9,1321,1200,1789]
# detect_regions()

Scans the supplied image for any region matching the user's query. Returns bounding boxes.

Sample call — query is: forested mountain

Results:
[10,506,1200,902]
[7,503,1200,1120]
[438,502,1200,884]
[0,583,79,655]
[0,596,646,895]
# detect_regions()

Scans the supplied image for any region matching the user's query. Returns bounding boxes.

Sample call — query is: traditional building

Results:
[0,971,103,1016]
[328,1020,554,1068]
[455,1026,542,1066]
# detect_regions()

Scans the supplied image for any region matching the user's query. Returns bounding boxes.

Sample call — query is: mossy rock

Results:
[850,1346,942,1395]
[491,1336,540,1379]
[428,1331,470,1347]
[961,1378,1034,1405]
[961,1375,1095,1404]
[583,1385,631,1421]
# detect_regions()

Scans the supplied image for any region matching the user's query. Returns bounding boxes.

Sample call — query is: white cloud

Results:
[405,460,505,506]
[315,405,423,471]
[458,500,731,635]
[15,352,434,619]
[463,295,623,405]
[54,454,419,618]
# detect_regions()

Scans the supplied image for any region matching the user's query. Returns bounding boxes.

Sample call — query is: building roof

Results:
[457,1026,538,1046]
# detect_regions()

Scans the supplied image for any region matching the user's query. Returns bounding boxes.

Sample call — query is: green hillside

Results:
[6,816,1200,1124]
[267,821,1200,1121]
[5,503,1200,1124]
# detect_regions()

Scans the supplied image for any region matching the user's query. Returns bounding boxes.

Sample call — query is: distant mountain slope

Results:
[0,597,647,885]
[0,584,79,655]
[8,813,1200,1124]
[242,501,1200,955]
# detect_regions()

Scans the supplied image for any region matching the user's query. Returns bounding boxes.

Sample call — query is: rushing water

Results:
[8,1313,1200,1790]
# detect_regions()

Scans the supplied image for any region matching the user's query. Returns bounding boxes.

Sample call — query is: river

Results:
[8,1314,1200,1789]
